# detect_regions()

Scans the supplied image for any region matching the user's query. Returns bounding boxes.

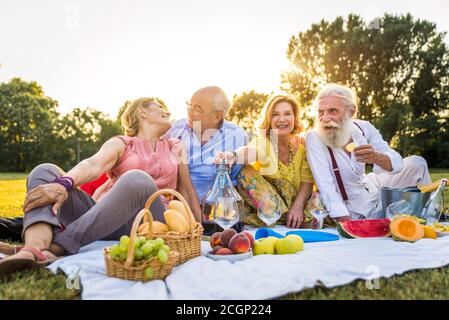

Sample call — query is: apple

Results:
[274,235,303,254]
[252,237,277,255]
[285,234,304,252]
[262,236,279,248]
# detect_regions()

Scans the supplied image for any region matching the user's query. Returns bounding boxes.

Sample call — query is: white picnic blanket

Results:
[47,226,449,300]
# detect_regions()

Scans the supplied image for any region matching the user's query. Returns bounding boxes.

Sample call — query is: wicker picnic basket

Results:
[104,206,179,282]
[139,189,204,265]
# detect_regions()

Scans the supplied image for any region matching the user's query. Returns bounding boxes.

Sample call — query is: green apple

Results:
[252,237,277,255]
[275,236,302,254]
[265,236,279,246]
[285,235,304,252]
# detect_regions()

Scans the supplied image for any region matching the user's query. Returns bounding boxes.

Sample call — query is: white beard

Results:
[316,115,353,149]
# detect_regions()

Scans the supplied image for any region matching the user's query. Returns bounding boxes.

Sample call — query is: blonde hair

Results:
[256,94,303,137]
[314,83,358,117]
[121,97,167,137]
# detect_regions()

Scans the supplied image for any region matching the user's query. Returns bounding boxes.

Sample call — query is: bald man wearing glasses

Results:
[165,86,248,230]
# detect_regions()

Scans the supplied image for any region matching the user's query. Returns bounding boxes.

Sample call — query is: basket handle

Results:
[124,207,153,268]
[143,189,198,235]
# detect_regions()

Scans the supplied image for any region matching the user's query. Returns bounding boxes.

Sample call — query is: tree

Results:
[55,107,120,170]
[0,78,59,171]
[98,116,121,145]
[282,13,449,167]
[227,90,270,135]
[0,76,123,172]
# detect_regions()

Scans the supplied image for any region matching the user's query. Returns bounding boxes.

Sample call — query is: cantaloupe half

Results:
[390,216,424,242]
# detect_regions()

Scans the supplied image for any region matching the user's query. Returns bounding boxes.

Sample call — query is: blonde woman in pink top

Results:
[0,97,201,278]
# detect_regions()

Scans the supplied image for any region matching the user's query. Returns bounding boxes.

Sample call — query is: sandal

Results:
[0,242,23,255]
[0,246,59,280]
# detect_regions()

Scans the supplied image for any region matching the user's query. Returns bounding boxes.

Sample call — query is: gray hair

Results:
[314,83,358,113]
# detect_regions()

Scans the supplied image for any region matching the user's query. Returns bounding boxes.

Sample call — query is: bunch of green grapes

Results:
[109,235,170,279]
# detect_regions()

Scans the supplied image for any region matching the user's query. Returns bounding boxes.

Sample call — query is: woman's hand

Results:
[287,182,313,229]
[23,183,68,215]
[176,144,203,223]
[213,151,236,167]
[91,178,113,202]
[286,207,304,229]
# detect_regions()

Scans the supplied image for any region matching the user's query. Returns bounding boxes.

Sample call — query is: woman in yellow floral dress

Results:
[215,94,316,228]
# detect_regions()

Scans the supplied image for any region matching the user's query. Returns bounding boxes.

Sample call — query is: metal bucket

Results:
[381,186,431,217]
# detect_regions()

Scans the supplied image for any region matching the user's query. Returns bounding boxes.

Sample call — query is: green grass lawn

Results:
[1,170,449,300]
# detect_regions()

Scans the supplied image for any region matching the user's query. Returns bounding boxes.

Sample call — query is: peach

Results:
[219,228,237,248]
[241,230,254,247]
[210,245,223,254]
[228,233,251,254]
[215,248,234,255]
[210,232,222,247]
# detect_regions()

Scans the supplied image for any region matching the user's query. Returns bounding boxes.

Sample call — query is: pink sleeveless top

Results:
[94,136,181,204]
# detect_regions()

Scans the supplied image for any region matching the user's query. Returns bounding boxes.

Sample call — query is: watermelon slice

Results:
[337,219,391,239]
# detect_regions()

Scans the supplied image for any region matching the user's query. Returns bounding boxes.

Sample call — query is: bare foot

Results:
[0,247,58,279]
[0,242,22,255]
[1,250,35,262]
[1,247,57,262]
[1,240,64,258]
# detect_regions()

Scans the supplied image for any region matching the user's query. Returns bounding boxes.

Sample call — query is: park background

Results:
[0,0,448,299]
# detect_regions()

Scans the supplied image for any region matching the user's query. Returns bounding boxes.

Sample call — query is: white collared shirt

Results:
[305,120,403,218]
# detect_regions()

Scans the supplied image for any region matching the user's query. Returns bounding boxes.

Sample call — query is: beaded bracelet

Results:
[53,176,74,192]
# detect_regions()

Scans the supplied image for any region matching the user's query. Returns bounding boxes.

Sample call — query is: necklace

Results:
[270,136,294,167]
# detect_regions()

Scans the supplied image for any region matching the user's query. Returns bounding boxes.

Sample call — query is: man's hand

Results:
[23,183,68,215]
[353,144,379,164]
[286,208,304,229]
[213,151,236,168]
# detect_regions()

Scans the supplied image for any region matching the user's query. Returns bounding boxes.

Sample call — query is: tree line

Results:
[229,13,449,168]
[1,13,448,172]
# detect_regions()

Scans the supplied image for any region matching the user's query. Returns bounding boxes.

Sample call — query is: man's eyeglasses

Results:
[186,101,211,115]
[186,100,222,115]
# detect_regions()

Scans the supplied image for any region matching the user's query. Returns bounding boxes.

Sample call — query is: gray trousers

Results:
[23,163,166,255]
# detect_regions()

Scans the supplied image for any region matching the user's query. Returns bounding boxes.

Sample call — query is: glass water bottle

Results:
[202,159,244,235]
[422,179,447,225]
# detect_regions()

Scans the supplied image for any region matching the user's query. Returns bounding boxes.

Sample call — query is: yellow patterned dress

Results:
[237,136,316,227]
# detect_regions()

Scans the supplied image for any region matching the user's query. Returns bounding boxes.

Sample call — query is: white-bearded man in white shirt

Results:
[305,83,431,221]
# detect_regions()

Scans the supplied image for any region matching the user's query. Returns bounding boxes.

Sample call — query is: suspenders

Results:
[327,122,365,202]
[327,146,349,201]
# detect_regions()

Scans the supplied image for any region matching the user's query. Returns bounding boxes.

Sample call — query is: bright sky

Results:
[1,0,448,121]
